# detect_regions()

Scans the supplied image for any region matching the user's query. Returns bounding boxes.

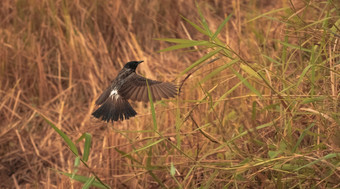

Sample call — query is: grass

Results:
[1,0,339,188]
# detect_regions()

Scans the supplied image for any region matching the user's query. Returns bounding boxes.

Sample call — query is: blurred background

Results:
[1,0,339,188]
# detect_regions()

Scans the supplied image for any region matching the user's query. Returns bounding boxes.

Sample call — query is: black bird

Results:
[92,60,177,122]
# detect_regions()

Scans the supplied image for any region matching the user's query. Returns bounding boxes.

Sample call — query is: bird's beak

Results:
[138,60,144,64]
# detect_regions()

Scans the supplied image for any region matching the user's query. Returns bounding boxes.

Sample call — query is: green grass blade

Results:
[180,47,222,75]
[200,59,239,84]
[295,64,312,90]
[292,123,315,153]
[146,148,166,188]
[211,14,233,41]
[114,148,142,165]
[154,38,198,44]
[76,133,86,143]
[246,7,290,23]
[134,139,165,153]
[83,133,92,162]
[158,41,209,52]
[59,172,109,189]
[169,162,182,188]
[170,162,176,176]
[196,2,212,36]
[279,41,312,53]
[75,133,92,162]
[82,176,95,189]
[294,153,340,171]
[181,15,210,36]
[262,54,282,65]
[146,79,157,130]
[231,68,262,98]
[301,96,327,104]
[212,80,243,109]
[240,64,262,80]
[42,116,78,156]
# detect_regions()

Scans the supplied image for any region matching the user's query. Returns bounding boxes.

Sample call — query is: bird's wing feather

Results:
[118,73,177,102]
[95,86,112,105]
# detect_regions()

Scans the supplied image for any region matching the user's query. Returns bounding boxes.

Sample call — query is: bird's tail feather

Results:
[92,96,137,122]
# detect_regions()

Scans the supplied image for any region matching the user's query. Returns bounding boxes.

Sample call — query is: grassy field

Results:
[1,0,339,188]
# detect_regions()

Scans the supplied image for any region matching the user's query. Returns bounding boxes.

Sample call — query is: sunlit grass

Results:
[0,0,339,188]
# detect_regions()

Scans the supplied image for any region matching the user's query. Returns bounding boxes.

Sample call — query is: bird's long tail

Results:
[92,96,137,122]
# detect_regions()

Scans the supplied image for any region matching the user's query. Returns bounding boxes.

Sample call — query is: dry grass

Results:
[1,0,339,188]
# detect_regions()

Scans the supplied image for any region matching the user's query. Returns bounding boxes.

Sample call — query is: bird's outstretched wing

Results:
[94,86,112,105]
[118,73,177,102]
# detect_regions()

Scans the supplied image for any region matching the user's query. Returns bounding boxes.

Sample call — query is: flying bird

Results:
[92,60,177,122]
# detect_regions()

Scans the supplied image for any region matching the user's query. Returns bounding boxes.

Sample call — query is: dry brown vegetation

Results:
[1,0,339,188]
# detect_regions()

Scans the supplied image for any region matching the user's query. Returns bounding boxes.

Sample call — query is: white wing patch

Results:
[110,88,119,100]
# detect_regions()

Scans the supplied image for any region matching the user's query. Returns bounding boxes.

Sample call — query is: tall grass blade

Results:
[146,79,157,130]
[294,153,340,171]
[181,15,210,36]
[292,123,315,153]
[196,2,212,36]
[211,14,233,41]
[200,59,238,84]
[180,47,222,75]
[82,176,95,189]
[134,139,165,153]
[155,38,198,44]
[83,133,92,162]
[279,41,312,53]
[114,148,142,164]
[231,68,262,98]
[59,172,108,189]
[240,64,262,80]
[42,116,78,156]
[158,41,209,52]
[75,133,92,162]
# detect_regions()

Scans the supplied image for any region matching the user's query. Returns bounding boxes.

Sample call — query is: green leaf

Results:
[252,101,257,121]
[196,2,212,36]
[82,176,95,189]
[292,123,315,153]
[240,64,262,80]
[76,133,92,162]
[262,54,282,65]
[158,41,209,52]
[59,172,108,189]
[134,139,165,153]
[279,41,312,52]
[181,15,209,36]
[42,116,78,156]
[154,38,197,44]
[74,156,80,167]
[246,7,290,23]
[180,47,222,75]
[231,68,262,98]
[170,162,176,176]
[200,59,238,84]
[301,96,327,104]
[72,157,80,179]
[295,64,312,90]
[211,14,233,41]
[146,79,157,130]
[268,150,281,159]
[83,133,92,162]
[212,80,243,109]
[294,153,340,171]
[114,148,142,165]
[279,140,287,151]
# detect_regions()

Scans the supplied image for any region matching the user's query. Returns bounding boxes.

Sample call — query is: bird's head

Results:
[124,60,144,71]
